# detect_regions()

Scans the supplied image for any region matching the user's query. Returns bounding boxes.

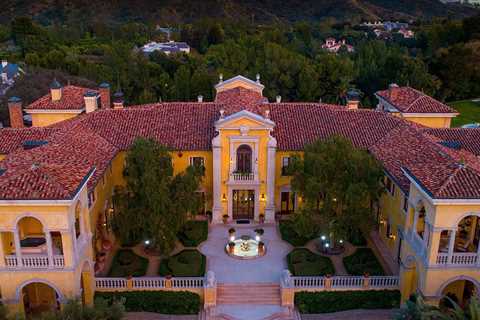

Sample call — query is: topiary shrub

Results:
[177,220,208,247]
[279,221,317,247]
[295,290,400,313]
[95,291,200,314]
[343,248,384,276]
[159,249,206,276]
[287,248,334,276]
[108,249,148,277]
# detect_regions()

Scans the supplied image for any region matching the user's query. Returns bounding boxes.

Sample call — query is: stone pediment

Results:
[215,110,274,131]
[215,75,264,95]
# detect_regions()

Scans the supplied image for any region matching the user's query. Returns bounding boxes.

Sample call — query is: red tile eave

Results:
[25,86,96,111]
[1,86,480,200]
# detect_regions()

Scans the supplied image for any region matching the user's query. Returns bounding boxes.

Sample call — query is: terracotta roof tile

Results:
[376,87,457,114]
[25,85,96,110]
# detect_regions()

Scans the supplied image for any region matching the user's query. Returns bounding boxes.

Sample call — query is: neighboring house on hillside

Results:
[322,38,354,53]
[398,28,415,39]
[0,60,23,95]
[141,41,191,55]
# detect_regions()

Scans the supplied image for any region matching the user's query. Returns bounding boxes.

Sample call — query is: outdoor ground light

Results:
[230,235,235,242]
[144,239,151,245]
[324,243,330,248]
[321,235,326,241]
[339,239,344,244]
[255,234,261,242]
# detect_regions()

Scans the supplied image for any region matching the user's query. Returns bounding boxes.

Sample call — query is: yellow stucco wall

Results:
[29,113,79,127]
[396,114,453,128]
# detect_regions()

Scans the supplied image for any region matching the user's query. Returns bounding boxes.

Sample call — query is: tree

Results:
[111,138,204,254]
[395,295,480,320]
[289,135,384,244]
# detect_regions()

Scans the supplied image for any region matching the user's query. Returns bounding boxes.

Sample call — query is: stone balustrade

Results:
[436,252,478,266]
[95,276,205,292]
[5,254,65,269]
[290,275,399,290]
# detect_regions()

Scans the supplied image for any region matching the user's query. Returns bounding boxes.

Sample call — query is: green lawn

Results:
[158,249,206,277]
[287,248,335,276]
[343,248,384,276]
[449,100,480,127]
[108,249,149,277]
[177,220,208,247]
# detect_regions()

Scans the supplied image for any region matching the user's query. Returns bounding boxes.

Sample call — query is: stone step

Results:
[217,283,281,305]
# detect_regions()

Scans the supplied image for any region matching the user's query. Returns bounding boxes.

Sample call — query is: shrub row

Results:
[295,290,400,314]
[95,291,201,314]
[343,248,385,276]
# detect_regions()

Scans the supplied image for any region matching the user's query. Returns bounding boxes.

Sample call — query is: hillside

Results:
[0,0,477,25]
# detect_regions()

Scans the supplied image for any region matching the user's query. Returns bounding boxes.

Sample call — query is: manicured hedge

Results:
[178,220,208,247]
[343,248,385,276]
[295,290,401,313]
[287,248,334,276]
[108,249,148,277]
[159,249,206,276]
[279,221,317,247]
[95,291,200,314]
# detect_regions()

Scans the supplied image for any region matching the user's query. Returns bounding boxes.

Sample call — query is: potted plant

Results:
[258,241,265,255]
[228,228,236,240]
[254,228,264,236]
[96,252,106,263]
[228,241,235,254]
[259,213,265,224]
[222,214,229,224]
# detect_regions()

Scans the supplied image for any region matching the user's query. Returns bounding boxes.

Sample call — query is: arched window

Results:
[236,144,252,173]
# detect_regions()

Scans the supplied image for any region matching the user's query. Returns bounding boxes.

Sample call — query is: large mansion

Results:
[0,75,480,315]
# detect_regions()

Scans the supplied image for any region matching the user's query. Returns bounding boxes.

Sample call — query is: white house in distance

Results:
[322,38,354,53]
[141,41,191,55]
[0,60,23,95]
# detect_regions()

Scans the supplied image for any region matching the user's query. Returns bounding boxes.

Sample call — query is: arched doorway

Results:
[454,215,480,254]
[22,282,60,316]
[441,278,479,308]
[236,144,252,173]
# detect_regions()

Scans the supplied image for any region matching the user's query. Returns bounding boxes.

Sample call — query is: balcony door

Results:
[232,190,255,220]
[236,144,252,173]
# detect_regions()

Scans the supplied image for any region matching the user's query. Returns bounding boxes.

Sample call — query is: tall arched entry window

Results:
[236,144,252,173]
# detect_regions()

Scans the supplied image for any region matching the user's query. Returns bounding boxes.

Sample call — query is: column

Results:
[45,230,54,268]
[447,229,456,265]
[264,136,277,223]
[412,209,419,238]
[427,230,441,266]
[212,136,223,223]
[13,230,22,267]
[0,233,5,267]
[61,231,75,267]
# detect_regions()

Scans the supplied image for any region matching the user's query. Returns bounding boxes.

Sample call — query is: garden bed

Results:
[279,220,317,247]
[287,248,334,276]
[343,248,384,276]
[108,249,148,277]
[159,249,206,277]
[95,291,200,314]
[177,220,208,247]
[295,290,400,313]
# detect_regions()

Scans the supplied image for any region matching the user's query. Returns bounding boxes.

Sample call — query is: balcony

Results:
[5,254,65,269]
[228,172,258,184]
[436,253,478,266]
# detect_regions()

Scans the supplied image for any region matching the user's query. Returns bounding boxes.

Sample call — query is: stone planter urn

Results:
[258,241,265,255]
[228,228,236,241]
[222,214,229,224]
[259,214,265,224]
[228,242,235,254]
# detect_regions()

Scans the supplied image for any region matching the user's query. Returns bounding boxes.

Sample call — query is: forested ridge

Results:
[0,1,479,125]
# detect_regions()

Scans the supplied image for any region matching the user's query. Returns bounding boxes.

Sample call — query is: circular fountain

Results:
[226,235,266,259]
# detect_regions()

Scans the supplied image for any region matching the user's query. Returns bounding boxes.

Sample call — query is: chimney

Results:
[276,95,282,103]
[84,91,100,113]
[8,96,24,128]
[113,90,124,109]
[346,89,361,110]
[388,83,399,100]
[197,95,203,103]
[99,82,111,108]
[50,78,63,102]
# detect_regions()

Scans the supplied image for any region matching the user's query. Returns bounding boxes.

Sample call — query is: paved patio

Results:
[198,223,293,283]
[301,309,397,320]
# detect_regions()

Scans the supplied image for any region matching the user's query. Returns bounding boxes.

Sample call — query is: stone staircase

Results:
[217,283,281,305]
